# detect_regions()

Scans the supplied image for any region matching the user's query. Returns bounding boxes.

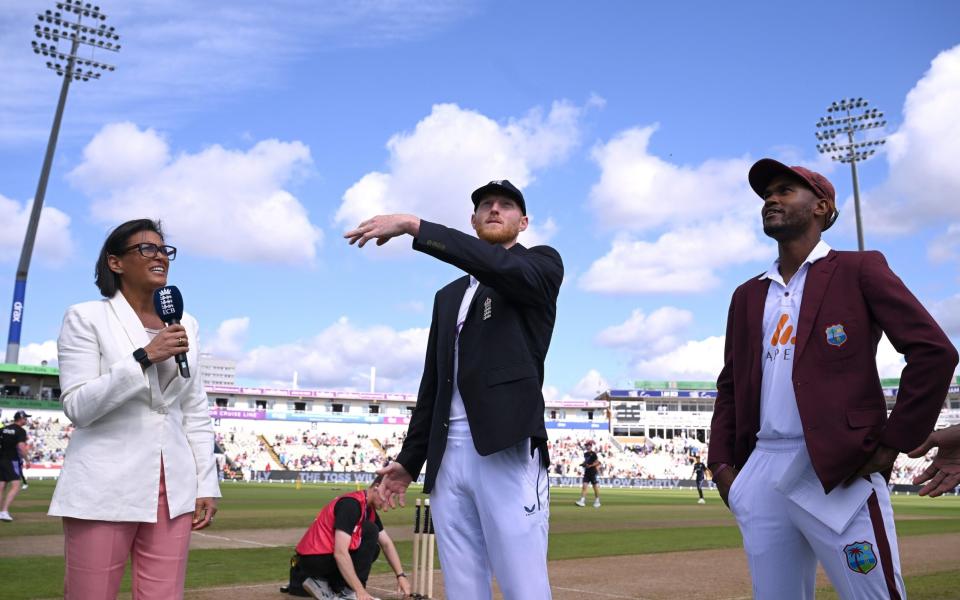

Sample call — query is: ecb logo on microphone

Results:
[11,302,23,323]
[158,289,175,316]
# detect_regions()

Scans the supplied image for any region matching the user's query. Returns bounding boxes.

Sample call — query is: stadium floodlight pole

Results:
[5,1,120,363]
[815,97,886,251]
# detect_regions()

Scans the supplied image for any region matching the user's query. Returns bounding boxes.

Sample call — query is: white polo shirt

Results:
[757,240,832,440]
[449,276,479,423]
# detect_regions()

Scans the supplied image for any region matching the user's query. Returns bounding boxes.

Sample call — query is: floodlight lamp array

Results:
[827,97,870,113]
[816,139,886,156]
[31,2,120,81]
[55,0,107,20]
[32,41,116,72]
[35,13,120,50]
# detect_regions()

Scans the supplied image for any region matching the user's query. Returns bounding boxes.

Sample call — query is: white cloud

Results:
[238,316,429,391]
[543,369,609,403]
[931,294,960,338]
[69,122,170,190]
[625,332,907,383]
[569,369,610,400]
[581,125,773,294]
[631,335,725,381]
[0,193,74,265]
[335,101,588,251]
[204,317,251,360]
[1,1,478,143]
[519,216,559,249]
[69,122,321,264]
[928,224,960,263]
[580,220,770,293]
[18,340,58,367]
[857,45,960,236]
[588,125,755,232]
[595,307,694,358]
[875,335,906,379]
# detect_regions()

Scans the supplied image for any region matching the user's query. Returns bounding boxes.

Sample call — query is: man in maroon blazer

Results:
[708,158,957,599]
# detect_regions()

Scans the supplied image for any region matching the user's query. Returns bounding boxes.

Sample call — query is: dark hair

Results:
[94,219,165,297]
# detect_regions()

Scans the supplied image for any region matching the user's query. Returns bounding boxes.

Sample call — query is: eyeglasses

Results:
[122,243,177,260]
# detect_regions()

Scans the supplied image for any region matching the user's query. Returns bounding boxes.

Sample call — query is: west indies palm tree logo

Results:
[825,323,848,347]
[843,541,877,574]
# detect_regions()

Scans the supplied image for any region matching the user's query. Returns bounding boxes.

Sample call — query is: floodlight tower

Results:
[815,98,886,251]
[5,1,120,363]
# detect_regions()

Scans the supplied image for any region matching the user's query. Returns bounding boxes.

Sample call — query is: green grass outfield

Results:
[2,480,959,599]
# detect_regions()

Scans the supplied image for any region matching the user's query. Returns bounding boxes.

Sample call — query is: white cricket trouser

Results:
[430,420,551,600]
[729,437,905,599]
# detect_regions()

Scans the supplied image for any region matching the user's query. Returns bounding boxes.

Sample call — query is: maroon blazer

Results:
[708,250,958,493]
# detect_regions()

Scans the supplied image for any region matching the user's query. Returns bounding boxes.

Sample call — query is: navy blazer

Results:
[395,220,563,493]
[708,250,958,493]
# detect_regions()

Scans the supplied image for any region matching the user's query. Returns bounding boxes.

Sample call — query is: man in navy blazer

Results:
[708,159,957,599]
[344,180,562,600]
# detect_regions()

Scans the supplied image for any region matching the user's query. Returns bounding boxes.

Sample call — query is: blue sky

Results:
[2,0,959,400]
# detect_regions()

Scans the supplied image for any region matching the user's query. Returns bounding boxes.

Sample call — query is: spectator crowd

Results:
[11,412,946,486]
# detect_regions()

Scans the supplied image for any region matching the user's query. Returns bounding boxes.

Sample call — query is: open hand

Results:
[344,215,419,248]
[375,462,413,510]
[908,426,960,497]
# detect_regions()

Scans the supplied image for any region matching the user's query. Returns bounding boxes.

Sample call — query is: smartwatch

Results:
[133,347,152,368]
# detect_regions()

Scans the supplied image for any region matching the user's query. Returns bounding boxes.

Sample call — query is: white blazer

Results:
[49,293,221,522]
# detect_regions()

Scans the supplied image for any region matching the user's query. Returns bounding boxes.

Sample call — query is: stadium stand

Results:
[8,410,947,485]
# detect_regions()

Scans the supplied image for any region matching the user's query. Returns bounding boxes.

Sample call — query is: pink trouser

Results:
[62,465,193,599]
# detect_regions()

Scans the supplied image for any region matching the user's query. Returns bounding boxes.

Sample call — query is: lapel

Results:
[107,292,152,352]
[445,276,471,320]
[463,242,524,324]
[107,293,164,409]
[795,251,839,359]
[745,277,770,418]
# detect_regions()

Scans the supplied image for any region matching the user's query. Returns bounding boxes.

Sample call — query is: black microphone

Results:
[153,285,190,378]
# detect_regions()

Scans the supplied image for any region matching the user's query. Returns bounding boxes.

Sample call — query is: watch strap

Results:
[133,347,152,368]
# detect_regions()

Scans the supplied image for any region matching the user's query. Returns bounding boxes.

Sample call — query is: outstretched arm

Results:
[345,215,562,307]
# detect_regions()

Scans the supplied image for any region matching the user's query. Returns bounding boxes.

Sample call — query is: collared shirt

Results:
[449,276,479,423]
[757,240,832,439]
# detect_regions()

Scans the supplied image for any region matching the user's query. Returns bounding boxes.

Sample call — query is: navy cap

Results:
[471,180,526,215]
[14,410,31,420]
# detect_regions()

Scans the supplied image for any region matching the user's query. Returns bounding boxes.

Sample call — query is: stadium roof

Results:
[598,376,960,400]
